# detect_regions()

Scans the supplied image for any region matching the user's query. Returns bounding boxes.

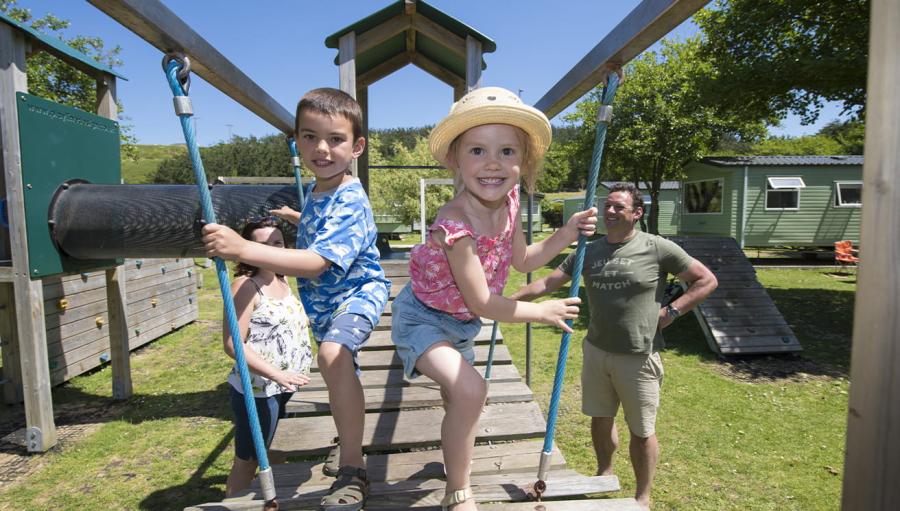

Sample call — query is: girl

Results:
[391,87,597,510]
[224,216,313,496]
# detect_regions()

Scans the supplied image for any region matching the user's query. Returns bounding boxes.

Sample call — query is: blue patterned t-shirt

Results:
[296,178,390,341]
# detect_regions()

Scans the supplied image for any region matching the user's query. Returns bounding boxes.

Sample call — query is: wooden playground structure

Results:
[1,0,897,509]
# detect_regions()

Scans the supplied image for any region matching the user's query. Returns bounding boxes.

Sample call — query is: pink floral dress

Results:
[409,186,520,320]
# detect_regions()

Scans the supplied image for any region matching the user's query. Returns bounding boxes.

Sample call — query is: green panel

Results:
[357,33,406,75]
[17,93,121,278]
[743,166,862,247]
[417,34,465,78]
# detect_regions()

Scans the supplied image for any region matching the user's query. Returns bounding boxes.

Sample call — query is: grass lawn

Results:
[0,261,852,510]
[121,144,186,184]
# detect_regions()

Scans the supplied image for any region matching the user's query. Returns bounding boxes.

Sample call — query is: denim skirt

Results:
[391,283,483,378]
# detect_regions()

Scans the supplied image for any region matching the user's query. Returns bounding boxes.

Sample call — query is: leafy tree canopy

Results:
[1,0,137,158]
[565,37,765,233]
[695,0,868,125]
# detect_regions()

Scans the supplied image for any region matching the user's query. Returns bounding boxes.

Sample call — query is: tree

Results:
[695,0,868,125]
[0,1,137,158]
[566,38,765,234]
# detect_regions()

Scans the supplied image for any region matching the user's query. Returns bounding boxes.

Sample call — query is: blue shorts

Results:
[230,385,292,461]
[319,313,374,375]
[391,284,483,378]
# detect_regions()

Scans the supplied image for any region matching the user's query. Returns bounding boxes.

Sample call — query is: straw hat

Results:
[429,87,552,166]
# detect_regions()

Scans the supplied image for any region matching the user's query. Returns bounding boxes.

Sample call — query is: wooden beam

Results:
[86,0,294,134]
[405,27,416,53]
[404,0,417,15]
[411,53,464,89]
[356,13,409,55]
[338,32,358,178]
[0,23,57,450]
[466,35,482,92]
[357,52,410,88]
[534,0,709,118]
[410,12,466,58]
[0,283,23,403]
[842,0,900,508]
[357,86,369,193]
[95,75,133,400]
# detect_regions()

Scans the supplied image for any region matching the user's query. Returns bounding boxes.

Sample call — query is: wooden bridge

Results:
[187,259,641,510]
[669,237,802,356]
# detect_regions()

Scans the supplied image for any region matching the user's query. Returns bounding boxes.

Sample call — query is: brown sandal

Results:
[441,487,473,510]
[320,465,368,511]
[322,436,340,477]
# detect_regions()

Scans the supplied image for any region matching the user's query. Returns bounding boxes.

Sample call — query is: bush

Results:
[541,199,563,228]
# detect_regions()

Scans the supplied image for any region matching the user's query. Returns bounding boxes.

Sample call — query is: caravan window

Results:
[684,178,723,214]
[834,181,862,207]
[765,177,805,210]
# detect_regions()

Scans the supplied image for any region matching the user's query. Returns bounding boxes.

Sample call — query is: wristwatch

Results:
[665,304,681,320]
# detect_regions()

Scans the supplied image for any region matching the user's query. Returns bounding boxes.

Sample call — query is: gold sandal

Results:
[441,487,473,510]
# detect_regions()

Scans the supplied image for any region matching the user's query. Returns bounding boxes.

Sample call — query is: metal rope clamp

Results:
[162,53,193,115]
[597,105,614,123]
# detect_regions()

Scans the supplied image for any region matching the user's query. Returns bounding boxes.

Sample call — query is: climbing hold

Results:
[58,298,69,311]
[95,317,105,328]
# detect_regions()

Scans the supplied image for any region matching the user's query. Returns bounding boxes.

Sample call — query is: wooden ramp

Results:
[668,237,802,355]
[186,259,640,510]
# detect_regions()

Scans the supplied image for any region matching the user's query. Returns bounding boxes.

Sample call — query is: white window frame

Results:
[765,176,805,211]
[683,178,724,215]
[834,181,863,208]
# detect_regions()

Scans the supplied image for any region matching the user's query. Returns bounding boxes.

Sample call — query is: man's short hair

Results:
[608,182,645,213]
[295,88,363,140]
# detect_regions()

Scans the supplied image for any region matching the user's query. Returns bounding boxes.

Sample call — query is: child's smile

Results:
[452,124,524,204]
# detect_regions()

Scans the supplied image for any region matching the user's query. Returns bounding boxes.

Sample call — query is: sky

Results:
[21,0,848,147]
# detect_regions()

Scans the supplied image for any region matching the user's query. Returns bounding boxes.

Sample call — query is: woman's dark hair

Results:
[234,216,283,278]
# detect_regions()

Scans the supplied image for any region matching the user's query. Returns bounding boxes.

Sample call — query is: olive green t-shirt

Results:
[560,231,693,354]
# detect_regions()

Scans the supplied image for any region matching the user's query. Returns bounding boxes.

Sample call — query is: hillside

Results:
[121,144,186,183]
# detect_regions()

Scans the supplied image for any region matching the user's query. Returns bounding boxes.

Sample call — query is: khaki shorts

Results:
[581,339,664,438]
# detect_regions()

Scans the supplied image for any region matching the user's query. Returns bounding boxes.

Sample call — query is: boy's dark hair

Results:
[608,182,645,213]
[234,216,284,278]
[295,88,363,140]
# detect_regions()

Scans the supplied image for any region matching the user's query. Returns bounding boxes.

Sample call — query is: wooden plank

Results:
[700,297,776,308]
[465,35,482,92]
[410,12,466,58]
[0,283,23,403]
[703,315,788,328]
[287,379,533,416]
[193,471,620,510]
[311,344,512,372]
[262,440,564,487]
[719,344,804,355]
[709,324,795,338]
[0,23,57,451]
[358,52,410,88]
[303,364,521,392]
[357,13,409,54]
[707,287,771,300]
[717,335,802,349]
[371,500,644,511]
[699,304,784,317]
[366,323,501,349]
[271,400,549,456]
[411,53,465,89]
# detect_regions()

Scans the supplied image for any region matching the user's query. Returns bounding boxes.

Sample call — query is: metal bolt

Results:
[32,269,38,274]
[26,183,32,189]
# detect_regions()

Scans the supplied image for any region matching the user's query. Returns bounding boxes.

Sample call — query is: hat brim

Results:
[429,104,552,166]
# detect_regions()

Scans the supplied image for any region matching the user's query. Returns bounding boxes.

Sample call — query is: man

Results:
[510,183,717,509]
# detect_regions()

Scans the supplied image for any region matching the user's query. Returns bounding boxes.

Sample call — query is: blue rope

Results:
[542,73,619,455]
[163,60,272,473]
[287,138,305,210]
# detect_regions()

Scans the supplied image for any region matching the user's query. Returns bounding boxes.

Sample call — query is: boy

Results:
[202,88,389,511]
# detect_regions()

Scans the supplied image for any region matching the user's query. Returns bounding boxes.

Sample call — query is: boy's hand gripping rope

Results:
[162,53,279,511]
[530,72,619,501]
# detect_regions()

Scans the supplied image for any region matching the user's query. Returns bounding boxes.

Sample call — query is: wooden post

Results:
[842,0,900,508]
[357,86,369,193]
[96,74,133,400]
[338,32,358,179]
[465,35,482,93]
[0,23,57,451]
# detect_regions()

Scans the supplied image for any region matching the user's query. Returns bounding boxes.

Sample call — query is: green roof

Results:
[0,11,127,80]
[324,0,495,82]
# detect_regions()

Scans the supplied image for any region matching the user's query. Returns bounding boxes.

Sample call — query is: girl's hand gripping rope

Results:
[537,296,581,333]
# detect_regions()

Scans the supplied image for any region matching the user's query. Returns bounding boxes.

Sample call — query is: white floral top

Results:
[227,282,313,398]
